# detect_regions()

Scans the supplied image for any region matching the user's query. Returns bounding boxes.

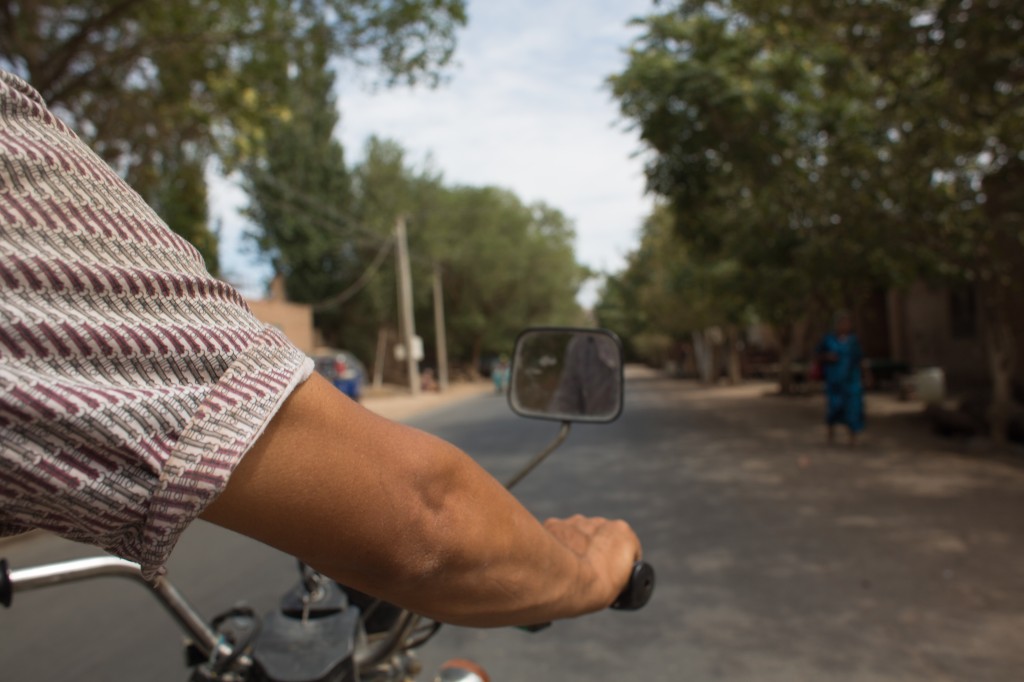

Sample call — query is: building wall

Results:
[858,289,892,358]
[898,282,988,388]
[246,299,315,355]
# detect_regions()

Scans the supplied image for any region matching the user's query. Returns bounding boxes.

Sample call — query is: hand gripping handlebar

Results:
[521,560,655,632]
[610,561,655,610]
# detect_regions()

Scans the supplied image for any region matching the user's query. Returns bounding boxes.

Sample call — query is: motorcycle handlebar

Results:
[3,557,653,681]
[1,556,227,661]
[611,561,655,611]
[521,560,655,633]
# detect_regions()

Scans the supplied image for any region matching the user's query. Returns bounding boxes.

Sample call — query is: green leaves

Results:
[0,0,467,265]
[606,1,1023,345]
[418,185,585,363]
[243,118,587,366]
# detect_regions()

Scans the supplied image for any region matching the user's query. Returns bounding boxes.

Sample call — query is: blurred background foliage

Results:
[599,0,1022,441]
[0,0,585,373]
[2,1,1020,428]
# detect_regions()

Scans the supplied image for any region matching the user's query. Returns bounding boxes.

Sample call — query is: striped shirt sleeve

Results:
[0,70,314,578]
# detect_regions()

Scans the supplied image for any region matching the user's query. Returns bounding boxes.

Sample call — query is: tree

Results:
[425,186,586,371]
[0,0,468,267]
[340,137,427,365]
[247,131,588,376]
[814,0,1024,445]
[241,22,354,306]
[609,5,894,389]
[596,204,749,382]
[610,1,1023,436]
[695,0,1023,437]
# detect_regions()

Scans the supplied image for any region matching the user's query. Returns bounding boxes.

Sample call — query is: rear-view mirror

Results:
[508,327,624,423]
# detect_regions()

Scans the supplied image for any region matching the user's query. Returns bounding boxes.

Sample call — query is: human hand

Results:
[543,514,641,609]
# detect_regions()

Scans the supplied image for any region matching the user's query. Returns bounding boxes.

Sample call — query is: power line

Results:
[313,236,394,311]
[233,171,442,264]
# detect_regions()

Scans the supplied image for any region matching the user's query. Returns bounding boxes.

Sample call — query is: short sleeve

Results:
[0,70,313,578]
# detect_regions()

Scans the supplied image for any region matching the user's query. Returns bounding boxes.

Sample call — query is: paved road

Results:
[3,371,1024,680]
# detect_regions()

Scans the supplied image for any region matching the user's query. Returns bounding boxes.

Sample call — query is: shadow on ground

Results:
[426,374,1024,681]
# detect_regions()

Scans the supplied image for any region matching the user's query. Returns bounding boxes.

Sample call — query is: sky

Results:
[215,0,656,308]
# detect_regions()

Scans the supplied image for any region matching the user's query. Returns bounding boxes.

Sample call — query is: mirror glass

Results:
[508,328,624,423]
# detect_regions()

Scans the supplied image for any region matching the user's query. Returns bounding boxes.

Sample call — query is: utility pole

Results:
[372,326,386,390]
[395,215,420,395]
[432,261,450,392]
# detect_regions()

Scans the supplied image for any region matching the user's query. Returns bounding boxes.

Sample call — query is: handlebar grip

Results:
[610,561,655,611]
[519,560,654,632]
[1,559,11,608]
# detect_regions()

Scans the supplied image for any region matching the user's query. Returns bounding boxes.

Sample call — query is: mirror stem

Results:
[503,421,572,491]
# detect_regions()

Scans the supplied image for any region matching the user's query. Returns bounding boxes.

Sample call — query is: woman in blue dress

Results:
[817,312,865,444]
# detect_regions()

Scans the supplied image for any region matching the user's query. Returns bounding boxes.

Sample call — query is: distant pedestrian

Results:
[816,311,865,445]
[421,367,439,392]
[493,355,511,394]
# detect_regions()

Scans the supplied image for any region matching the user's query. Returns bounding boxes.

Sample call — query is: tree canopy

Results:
[0,0,468,270]
[2,2,592,379]
[295,138,588,371]
[605,0,1023,434]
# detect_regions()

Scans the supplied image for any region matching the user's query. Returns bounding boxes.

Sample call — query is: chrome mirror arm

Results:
[503,421,572,491]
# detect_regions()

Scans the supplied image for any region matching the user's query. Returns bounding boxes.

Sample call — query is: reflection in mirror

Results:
[509,328,623,423]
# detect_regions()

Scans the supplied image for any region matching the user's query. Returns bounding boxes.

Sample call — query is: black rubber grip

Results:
[1,559,11,608]
[519,560,654,632]
[610,561,655,610]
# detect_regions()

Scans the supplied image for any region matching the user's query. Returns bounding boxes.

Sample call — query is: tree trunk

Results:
[979,283,1016,448]
[776,317,813,395]
[471,335,483,380]
[372,326,387,389]
[692,330,714,384]
[776,323,795,394]
[726,325,743,384]
[989,347,1013,448]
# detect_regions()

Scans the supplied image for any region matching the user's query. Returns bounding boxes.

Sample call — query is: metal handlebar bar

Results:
[2,555,425,675]
[2,556,233,663]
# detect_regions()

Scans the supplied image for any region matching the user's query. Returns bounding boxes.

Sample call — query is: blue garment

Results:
[817,332,865,433]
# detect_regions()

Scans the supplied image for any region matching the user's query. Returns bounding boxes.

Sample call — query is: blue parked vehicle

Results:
[313,349,367,401]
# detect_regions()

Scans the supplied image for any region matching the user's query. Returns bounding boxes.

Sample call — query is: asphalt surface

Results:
[3,370,1024,681]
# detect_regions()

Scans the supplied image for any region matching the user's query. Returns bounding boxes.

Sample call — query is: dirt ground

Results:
[611,368,1024,681]
[360,379,495,421]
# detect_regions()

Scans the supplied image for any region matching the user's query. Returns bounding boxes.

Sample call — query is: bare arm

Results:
[200,373,641,627]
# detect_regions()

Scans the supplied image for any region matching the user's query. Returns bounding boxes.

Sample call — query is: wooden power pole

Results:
[395,215,420,395]
[432,261,450,392]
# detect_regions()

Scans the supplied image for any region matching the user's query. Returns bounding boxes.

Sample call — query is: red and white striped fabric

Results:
[0,71,313,577]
